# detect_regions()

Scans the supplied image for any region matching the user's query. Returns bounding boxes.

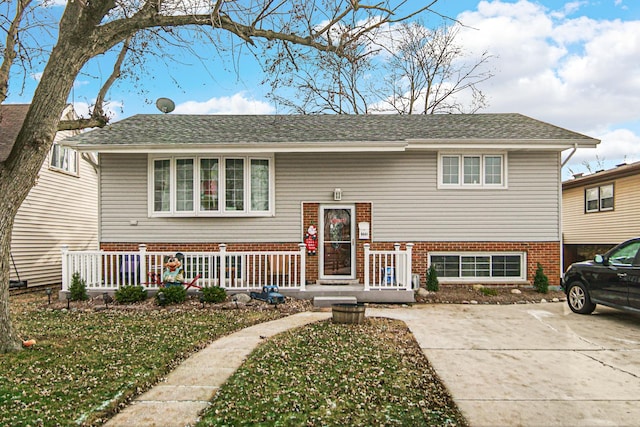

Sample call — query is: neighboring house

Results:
[0,104,99,288]
[562,161,640,271]
[62,113,598,290]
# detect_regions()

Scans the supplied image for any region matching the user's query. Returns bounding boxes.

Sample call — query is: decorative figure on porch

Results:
[162,255,184,286]
[304,224,318,255]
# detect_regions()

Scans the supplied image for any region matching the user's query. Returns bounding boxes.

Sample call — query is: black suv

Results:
[562,238,640,314]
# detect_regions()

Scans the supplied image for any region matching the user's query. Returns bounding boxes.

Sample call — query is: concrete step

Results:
[313,295,357,308]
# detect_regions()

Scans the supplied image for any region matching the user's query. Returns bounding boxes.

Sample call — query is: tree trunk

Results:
[0,36,87,353]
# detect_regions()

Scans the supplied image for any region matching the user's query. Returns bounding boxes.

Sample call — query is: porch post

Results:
[394,243,401,287]
[364,243,370,291]
[219,244,227,288]
[139,244,147,286]
[298,243,306,291]
[61,245,69,291]
[405,243,414,291]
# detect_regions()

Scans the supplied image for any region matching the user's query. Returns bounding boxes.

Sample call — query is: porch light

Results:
[333,188,342,201]
[45,288,52,305]
[66,293,71,310]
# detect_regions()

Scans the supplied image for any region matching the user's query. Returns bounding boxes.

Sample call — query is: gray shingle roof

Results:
[0,104,30,162]
[64,113,599,147]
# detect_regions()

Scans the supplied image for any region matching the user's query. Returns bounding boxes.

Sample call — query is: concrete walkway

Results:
[105,311,331,427]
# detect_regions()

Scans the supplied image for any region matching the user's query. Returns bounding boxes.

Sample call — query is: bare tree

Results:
[0,0,442,352]
[378,22,493,114]
[268,39,377,114]
[267,19,493,114]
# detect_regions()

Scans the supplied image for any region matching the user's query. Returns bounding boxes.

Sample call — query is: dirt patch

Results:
[38,293,314,315]
[415,285,566,305]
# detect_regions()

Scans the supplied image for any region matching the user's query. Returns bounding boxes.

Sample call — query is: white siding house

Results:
[62,114,598,293]
[1,104,98,288]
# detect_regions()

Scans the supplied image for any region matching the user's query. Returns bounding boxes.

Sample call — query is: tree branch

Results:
[0,0,33,104]
[93,36,132,119]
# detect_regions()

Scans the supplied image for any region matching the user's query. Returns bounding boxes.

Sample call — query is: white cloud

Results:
[454,0,640,174]
[174,93,275,115]
[573,128,640,164]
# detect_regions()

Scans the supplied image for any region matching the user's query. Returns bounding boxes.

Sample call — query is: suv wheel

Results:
[567,282,596,314]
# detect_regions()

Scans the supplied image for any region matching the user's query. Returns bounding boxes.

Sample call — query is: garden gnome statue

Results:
[162,255,184,286]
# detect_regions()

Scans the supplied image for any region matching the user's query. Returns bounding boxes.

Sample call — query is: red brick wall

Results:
[372,241,560,286]
[102,227,560,286]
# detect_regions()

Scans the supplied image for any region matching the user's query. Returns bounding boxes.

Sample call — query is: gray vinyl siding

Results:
[10,146,99,287]
[100,151,560,243]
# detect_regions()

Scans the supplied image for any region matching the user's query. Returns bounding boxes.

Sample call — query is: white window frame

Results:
[148,154,275,217]
[428,252,527,283]
[585,183,614,213]
[438,153,507,189]
[49,142,79,176]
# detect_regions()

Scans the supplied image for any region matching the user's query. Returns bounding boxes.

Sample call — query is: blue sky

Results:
[5,0,640,178]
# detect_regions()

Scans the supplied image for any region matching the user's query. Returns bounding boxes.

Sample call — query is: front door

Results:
[320,206,355,280]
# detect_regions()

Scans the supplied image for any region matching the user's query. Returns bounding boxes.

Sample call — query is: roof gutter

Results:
[60,141,410,154]
[406,138,600,151]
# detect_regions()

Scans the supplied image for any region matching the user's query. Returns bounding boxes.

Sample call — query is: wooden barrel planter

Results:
[332,303,366,324]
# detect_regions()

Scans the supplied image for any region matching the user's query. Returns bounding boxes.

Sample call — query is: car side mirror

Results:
[594,254,605,265]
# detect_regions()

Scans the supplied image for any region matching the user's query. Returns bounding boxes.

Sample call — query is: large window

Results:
[439,154,505,188]
[585,183,614,213]
[50,143,78,175]
[149,155,273,217]
[430,253,525,282]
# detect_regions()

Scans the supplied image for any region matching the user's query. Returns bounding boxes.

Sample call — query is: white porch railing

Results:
[364,243,414,291]
[61,244,307,292]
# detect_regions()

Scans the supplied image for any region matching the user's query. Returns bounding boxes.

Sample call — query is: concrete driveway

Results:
[369,303,640,427]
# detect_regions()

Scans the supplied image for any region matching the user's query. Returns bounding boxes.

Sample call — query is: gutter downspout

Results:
[561,143,578,167]
[558,143,578,285]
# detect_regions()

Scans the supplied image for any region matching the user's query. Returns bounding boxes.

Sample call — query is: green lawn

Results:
[2,293,282,426]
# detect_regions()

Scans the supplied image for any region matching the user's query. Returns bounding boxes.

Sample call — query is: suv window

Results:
[608,241,640,266]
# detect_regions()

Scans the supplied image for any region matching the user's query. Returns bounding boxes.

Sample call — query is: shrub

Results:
[426,265,439,292]
[115,285,148,304]
[69,272,88,301]
[156,286,186,306]
[533,263,549,294]
[202,286,227,303]
[480,287,498,296]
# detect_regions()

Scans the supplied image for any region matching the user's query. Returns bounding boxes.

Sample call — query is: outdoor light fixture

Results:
[103,292,110,309]
[45,288,52,305]
[333,188,342,201]
[198,291,205,309]
[66,293,71,310]
[157,291,166,306]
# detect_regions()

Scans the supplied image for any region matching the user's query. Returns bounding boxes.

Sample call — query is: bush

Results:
[156,286,186,306]
[202,286,227,303]
[533,263,549,294]
[480,287,498,296]
[426,265,439,292]
[69,272,88,301]
[115,285,148,304]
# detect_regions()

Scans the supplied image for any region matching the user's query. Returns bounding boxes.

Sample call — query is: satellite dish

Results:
[155,97,175,114]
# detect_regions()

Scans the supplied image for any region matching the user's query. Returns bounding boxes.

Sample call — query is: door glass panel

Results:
[323,208,352,276]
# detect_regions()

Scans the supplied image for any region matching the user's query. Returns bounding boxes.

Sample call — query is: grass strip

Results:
[201,318,467,426]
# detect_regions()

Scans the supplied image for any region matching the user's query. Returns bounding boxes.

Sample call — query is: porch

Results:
[60,243,416,304]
